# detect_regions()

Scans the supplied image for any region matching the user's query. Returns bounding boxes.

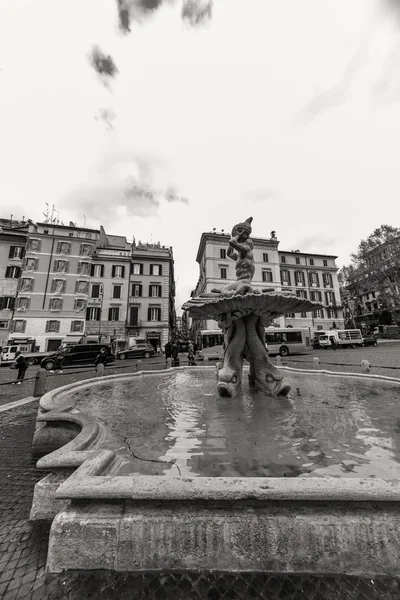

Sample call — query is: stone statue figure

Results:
[182,216,323,399]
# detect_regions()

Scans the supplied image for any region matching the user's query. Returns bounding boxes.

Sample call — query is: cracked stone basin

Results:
[63,367,400,479]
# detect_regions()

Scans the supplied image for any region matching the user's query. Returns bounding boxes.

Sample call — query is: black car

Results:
[117,343,156,360]
[311,337,321,349]
[41,344,114,371]
[362,335,378,347]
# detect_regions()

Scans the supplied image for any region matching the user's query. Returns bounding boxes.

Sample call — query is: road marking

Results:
[0,396,37,413]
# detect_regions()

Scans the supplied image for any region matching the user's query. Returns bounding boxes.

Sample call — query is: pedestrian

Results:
[187,341,196,366]
[330,336,337,351]
[54,349,65,373]
[164,341,172,365]
[94,347,108,371]
[13,351,28,384]
[171,342,180,367]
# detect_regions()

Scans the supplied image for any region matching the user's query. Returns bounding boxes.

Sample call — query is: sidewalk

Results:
[1,401,400,599]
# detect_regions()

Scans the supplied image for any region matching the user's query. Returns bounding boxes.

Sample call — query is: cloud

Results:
[94,108,117,130]
[89,46,119,87]
[181,0,213,27]
[63,149,189,226]
[116,0,170,33]
[242,189,274,203]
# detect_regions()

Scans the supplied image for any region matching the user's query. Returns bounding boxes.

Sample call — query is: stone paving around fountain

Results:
[2,395,400,598]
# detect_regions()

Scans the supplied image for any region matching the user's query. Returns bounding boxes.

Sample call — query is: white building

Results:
[191,230,344,334]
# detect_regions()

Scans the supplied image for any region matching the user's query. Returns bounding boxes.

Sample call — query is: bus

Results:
[196,330,224,360]
[264,328,311,357]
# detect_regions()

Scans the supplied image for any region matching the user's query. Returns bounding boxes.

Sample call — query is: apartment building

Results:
[12,222,99,351]
[127,241,175,351]
[0,221,28,347]
[190,230,344,333]
[85,227,131,343]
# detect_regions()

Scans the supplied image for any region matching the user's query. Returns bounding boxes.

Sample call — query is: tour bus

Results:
[264,327,311,356]
[196,330,225,360]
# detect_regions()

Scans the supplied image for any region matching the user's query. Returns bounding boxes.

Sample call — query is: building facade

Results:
[190,230,344,334]
[0,219,176,352]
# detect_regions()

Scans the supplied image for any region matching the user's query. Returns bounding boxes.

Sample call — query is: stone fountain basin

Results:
[31,366,400,576]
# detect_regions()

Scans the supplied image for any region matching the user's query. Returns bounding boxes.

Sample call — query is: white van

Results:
[0,344,30,365]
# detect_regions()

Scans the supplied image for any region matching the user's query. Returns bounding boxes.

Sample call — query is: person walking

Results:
[171,342,180,367]
[54,349,65,373]
[94,347,108,371]
[164,341,172,366]
[330,336,337,351]
[14,351,28,384]
[187,341,196,366]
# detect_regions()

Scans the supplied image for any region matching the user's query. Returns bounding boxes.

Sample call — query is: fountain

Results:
[182,217,322,398]
[30,217,400,581]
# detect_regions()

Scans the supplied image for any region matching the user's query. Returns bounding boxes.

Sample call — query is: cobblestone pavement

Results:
[2,372,400,598]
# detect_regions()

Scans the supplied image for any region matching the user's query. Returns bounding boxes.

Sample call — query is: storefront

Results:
[146,331,161,351]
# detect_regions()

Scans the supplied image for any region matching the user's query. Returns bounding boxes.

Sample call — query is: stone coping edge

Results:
[38,364,400,414]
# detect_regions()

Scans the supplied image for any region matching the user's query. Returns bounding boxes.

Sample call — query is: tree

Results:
[340,225,400,327]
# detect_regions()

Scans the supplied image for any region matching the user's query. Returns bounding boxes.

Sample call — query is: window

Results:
[294,271,305,286]
[16,297,30,311]
[9,246,25,259]
[150,264,162,276]
[131,263,143,275]
[263,253,269,262]
[56,241,71,255]
[0,321,8,329]
[50,279,65,294]
[220,249,226,259]
[323,273,333,288]
[131,284,142,297]
[5,266,21,278]
[113,285,122,299]
[262,270,273,282]
[325,291,335,305]
[327,308,337,319]
[315,309,324,318]
[45,320,60,333]
[79,243,93,256]
[301,312,307,318]
[112,265,125,278]
[12,320,26,333]
[311,290,322,302]
[85,232,92,239]
[74,299,86,312]
[108,307,120,321]
[91,284,101,298]
[296,290,307,299]
[49,298,63,311]
[281,256,286,263]
[280,270,291,285]
[148,307,161,321]
[309,258,314,265]
[20,278,34,292]
[220,267,227,279]
[71,320,84,333]
[28,239,42,252]
[91,264,104,277]
[149,284,162,298]
[86,307,101,321]
[0,297,15,310]
[75,281,89,295]
[285,312,295,318]
[25,258,38,272]
[295,257,300,265]
[309,272,319,287]
[78,262,90,275]
[323,259,328,267]
[53,260,68,273]
[129,306,139,326]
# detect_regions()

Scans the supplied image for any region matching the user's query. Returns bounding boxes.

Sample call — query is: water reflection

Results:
[70,370,400,478]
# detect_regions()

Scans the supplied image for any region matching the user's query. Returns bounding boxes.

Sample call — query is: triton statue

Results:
[183,217,322,399]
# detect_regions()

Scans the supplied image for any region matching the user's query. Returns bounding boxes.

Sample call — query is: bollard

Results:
[136,360,142,372]
[313,357,321,370]
[166,358,172,369]
[361,359,371,374]
[276,356,282,366]
[96,363,105,377]
[33,369,48,398]
[204,356,209,364]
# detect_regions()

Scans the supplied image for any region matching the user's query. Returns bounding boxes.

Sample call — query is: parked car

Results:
[362,335,378,347]
[117,343,155,360]
[311,337,321,349]
[40,344,114,371]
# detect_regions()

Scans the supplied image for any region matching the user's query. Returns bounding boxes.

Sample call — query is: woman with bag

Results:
[12,351,28,384]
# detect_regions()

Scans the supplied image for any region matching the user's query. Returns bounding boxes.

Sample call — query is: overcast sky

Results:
[1,0,400,312]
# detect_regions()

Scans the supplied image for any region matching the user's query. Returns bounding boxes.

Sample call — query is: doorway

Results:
[47,339,62,352]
